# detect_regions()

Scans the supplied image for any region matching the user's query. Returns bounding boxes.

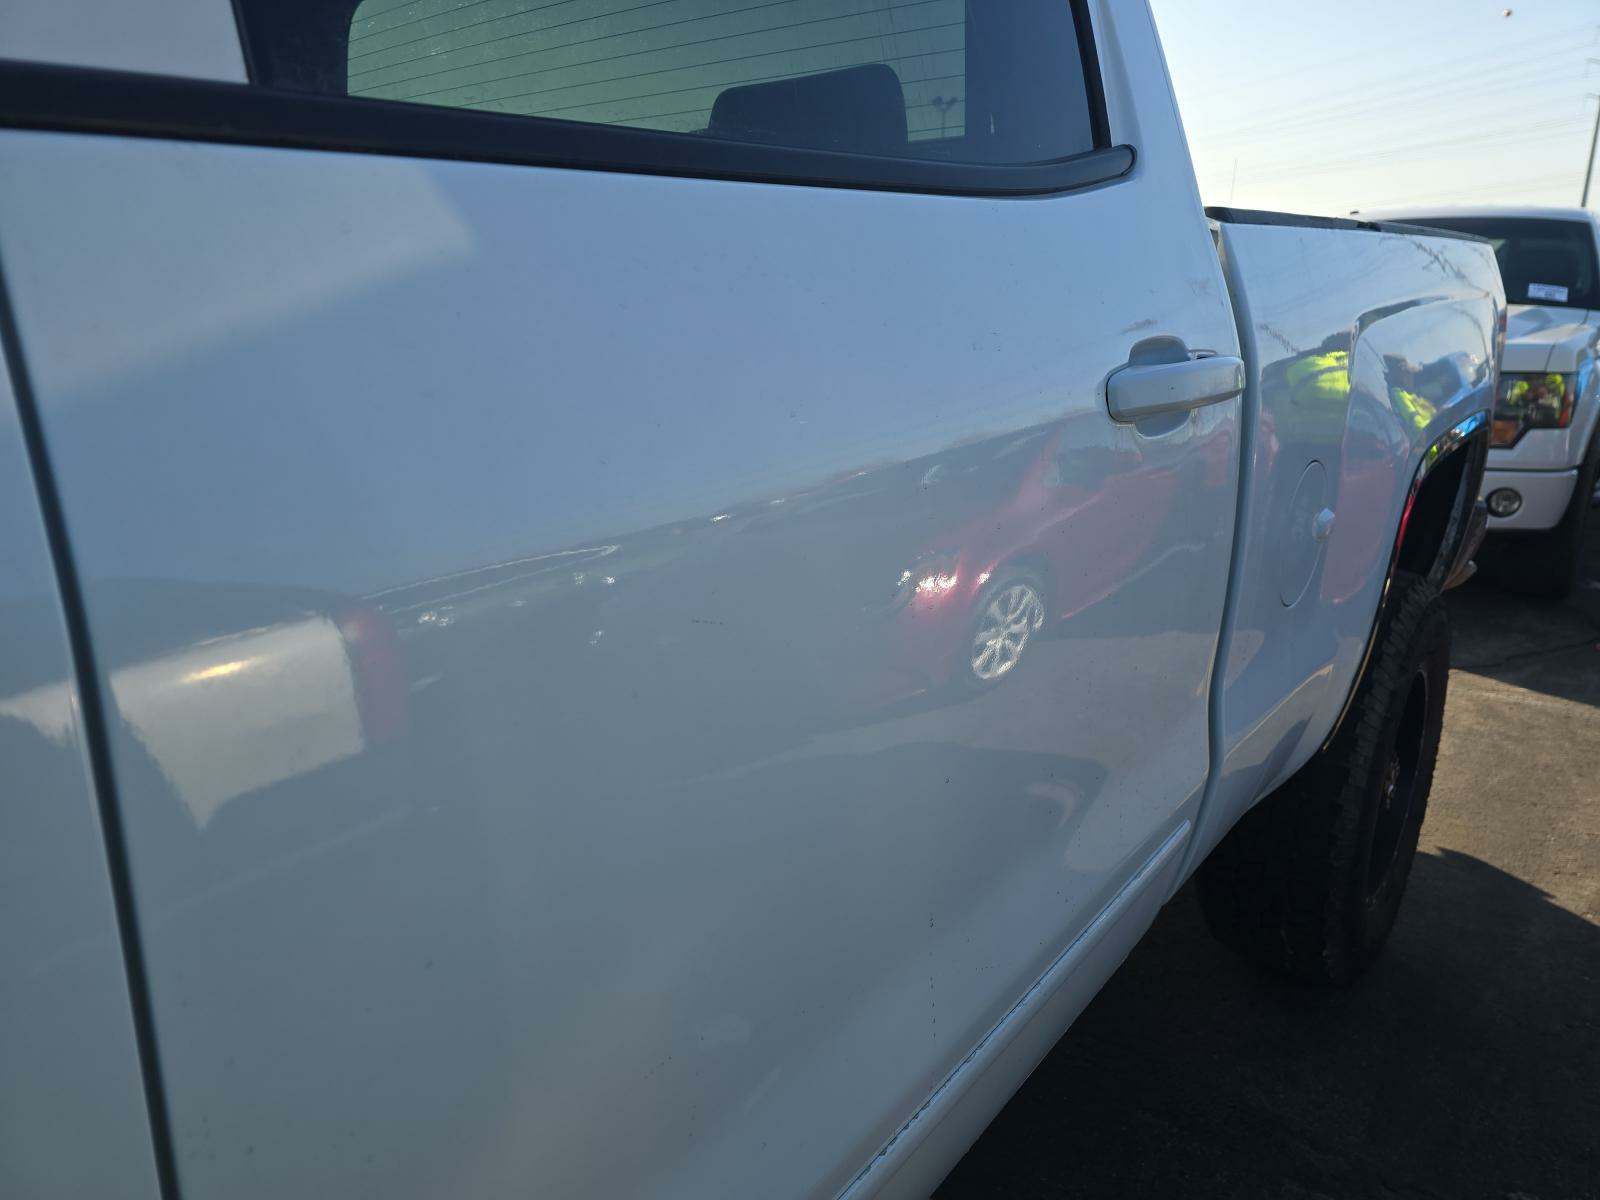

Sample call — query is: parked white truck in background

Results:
[0,3,1502,1198]
[1361,206,1600,595]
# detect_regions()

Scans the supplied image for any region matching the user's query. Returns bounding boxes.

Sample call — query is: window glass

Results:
[319,0,1094,164]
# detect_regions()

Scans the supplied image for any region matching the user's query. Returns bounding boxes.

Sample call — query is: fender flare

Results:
[1321,408,1490,751]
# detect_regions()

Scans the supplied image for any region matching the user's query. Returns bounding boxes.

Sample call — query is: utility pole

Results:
[1586,58,1600,208]
[1585,93,1600,207]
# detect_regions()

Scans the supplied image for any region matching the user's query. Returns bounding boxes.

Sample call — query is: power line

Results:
[1194,18,1596,105]
[1190,20,1597,133]
[1354,170,1579,210]
[1198,58,1591,146]
[1232,119,1590,187]
[1193,82,1597,157]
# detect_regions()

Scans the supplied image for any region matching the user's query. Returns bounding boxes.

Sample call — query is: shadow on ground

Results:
[1446,520,1600,709]
[940,523,1600,1200]
[937,852,1600,1200]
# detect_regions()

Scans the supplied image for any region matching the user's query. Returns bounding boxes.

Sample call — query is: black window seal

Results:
[1069,0,1111,150]
[228,0,262,82]
[0,57,1133,198]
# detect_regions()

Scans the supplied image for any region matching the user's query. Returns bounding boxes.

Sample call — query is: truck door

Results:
[0,2,1242,1195]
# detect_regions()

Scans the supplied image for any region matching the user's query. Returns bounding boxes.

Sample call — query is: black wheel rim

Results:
[1364,667,1429,903]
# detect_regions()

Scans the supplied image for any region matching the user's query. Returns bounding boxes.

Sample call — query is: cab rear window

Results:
[237,1,1099,169]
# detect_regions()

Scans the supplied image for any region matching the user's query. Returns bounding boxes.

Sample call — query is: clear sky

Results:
[1148,0,1600,216]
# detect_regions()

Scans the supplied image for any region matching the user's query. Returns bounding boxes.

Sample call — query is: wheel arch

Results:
[1322,409,1489,751]
[992,551,1054,605]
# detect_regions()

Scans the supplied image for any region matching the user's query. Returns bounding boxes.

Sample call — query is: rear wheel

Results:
[1197,571,1449,985]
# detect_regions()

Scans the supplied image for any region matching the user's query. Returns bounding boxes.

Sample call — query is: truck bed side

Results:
[1186,212,1503,877]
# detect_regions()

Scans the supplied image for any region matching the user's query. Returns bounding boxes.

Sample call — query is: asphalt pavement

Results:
[938,523,1600,1200]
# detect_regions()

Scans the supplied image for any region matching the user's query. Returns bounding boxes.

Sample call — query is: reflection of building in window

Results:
[347,0,966,143]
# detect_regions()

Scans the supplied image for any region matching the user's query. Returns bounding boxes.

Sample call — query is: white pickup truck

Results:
[1361,205,1600,595]
[0,3,1502,1198]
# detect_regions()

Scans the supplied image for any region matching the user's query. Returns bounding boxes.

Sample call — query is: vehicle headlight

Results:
[886,552,962,610]
[1491,372,1575,448]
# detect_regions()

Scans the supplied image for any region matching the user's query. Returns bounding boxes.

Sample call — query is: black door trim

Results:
[0,58,1135,198]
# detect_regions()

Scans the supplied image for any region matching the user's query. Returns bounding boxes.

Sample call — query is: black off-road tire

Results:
[1197,571,1450,985]
[1482,425,1600,598]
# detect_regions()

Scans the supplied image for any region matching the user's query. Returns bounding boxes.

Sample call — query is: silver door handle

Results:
[1107,353,1246,423]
